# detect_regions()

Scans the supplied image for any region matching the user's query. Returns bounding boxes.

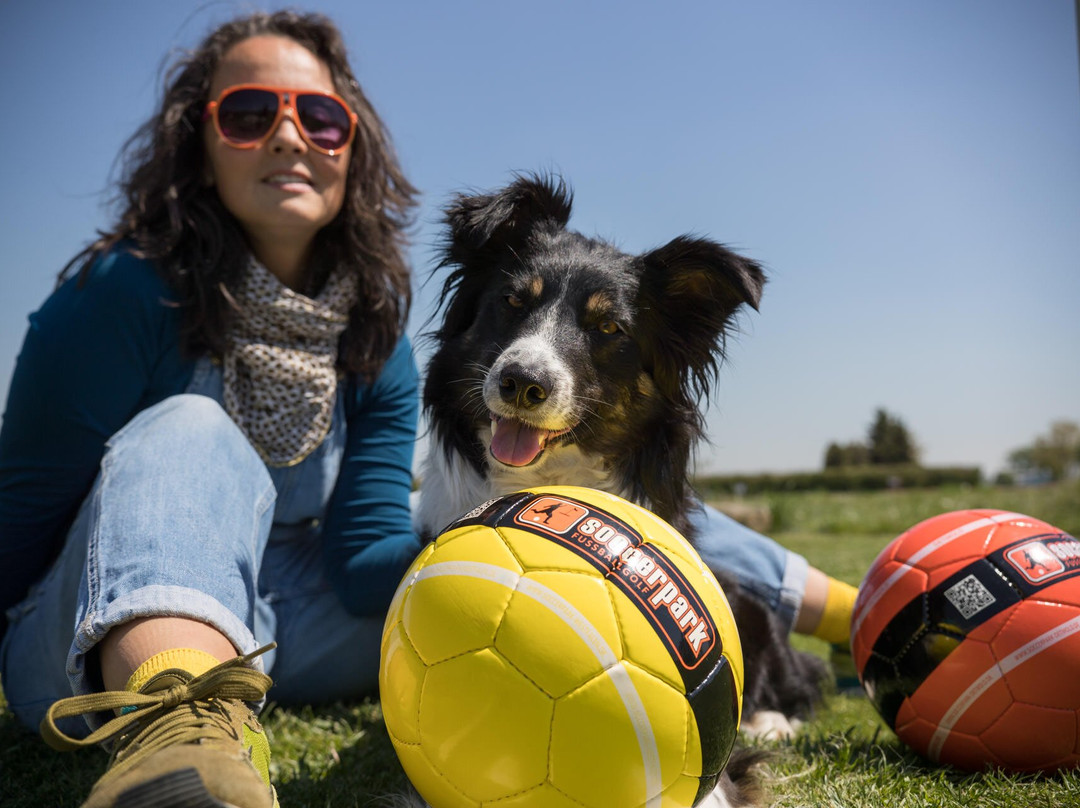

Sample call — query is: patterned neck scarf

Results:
[223,260,358,467]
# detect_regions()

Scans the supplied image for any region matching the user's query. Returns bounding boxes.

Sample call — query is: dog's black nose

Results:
[499,367,549,409]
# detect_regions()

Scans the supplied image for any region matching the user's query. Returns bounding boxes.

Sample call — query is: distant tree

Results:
[823,408,919,469]
[824,441,870,468]
[867,408,919,465]
[1007,420,1080,482]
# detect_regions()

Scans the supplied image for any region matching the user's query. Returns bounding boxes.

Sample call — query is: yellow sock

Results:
[812,579,859,645]
[124,648,221,693]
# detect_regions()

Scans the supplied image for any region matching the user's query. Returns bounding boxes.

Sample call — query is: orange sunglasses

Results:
[203,84,358,156]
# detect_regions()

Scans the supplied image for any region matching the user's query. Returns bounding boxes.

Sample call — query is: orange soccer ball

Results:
[852,509,1080,772]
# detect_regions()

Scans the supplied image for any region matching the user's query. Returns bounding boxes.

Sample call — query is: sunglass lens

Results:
[296,95,352,151]
[216,89,279,143]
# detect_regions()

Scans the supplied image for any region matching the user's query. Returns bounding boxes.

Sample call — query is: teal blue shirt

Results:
[0,248,421,640]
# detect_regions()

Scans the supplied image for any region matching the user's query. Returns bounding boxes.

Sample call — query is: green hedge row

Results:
[695,464,982,495]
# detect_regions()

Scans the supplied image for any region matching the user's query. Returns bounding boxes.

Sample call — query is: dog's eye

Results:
[597,320,621,335]
[505,293,525,309]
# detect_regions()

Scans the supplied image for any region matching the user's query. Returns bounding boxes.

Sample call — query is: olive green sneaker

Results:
[40,645,278,808]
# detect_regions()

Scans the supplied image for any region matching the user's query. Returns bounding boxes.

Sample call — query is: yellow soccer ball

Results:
[379,486,744,808]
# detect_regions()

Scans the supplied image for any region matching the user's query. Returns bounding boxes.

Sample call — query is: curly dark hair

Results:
[63,10,418,380]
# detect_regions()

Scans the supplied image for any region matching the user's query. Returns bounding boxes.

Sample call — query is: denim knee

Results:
[107,394,268,480]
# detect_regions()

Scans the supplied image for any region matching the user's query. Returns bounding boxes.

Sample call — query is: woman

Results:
[0,11,418,807]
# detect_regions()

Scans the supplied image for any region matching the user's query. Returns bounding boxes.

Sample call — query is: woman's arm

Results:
[321,335,422,617]
[0,249,191,635]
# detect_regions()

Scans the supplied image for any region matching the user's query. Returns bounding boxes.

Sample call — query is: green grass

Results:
[2,481,1078,806]
[764,479,1080,544]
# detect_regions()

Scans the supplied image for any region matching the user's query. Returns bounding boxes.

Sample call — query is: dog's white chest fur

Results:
[414,427,630,536]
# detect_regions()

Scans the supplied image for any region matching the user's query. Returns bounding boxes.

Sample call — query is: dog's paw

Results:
[740,709,802,740]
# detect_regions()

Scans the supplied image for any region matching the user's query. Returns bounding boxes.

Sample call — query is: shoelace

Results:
[40,643,276,755]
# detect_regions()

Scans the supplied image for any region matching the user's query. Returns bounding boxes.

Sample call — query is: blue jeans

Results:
[689,504,807,631]
[2,366,383,736]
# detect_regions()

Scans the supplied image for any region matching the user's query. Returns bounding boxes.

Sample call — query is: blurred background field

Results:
[2,480,1078,807]
[711,478,1080,585]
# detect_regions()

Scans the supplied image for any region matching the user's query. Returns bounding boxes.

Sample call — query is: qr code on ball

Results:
[943,574,996,619]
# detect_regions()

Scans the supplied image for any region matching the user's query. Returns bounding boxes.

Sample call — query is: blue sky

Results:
[1,1,1077,477]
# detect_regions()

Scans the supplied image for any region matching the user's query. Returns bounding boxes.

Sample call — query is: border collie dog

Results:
[412,174,825,806]
[417,174,766,538]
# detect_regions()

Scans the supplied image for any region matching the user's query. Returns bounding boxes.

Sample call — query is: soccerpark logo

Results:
[512,495,718,672]
[1003,534,1080,585]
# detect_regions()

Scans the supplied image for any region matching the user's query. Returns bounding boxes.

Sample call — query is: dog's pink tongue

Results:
[490,419,546,466]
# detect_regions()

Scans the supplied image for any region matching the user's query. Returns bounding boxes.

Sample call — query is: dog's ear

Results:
[638,236,766,402]
[443,173,573,265]
[432,174,573,340]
